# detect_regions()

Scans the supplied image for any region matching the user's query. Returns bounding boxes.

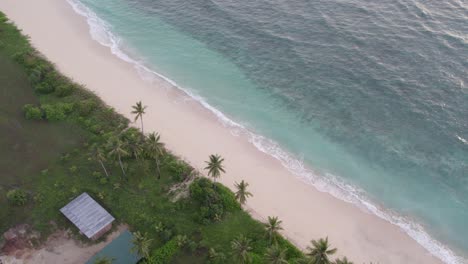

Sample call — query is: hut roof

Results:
[60,192,115,239]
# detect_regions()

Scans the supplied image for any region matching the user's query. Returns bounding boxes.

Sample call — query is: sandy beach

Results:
[0,0,444,263]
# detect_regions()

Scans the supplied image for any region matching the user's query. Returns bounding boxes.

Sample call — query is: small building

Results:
[60,192,115,240]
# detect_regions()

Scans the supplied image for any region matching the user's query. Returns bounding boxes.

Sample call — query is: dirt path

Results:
[1,225,126,264]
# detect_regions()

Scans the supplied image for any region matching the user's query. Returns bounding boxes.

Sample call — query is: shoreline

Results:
[0,0,448,263]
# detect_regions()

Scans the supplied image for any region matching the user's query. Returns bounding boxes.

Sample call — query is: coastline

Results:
[0,0,446,263]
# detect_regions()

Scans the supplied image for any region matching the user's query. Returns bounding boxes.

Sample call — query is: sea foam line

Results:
[66,1,465,263]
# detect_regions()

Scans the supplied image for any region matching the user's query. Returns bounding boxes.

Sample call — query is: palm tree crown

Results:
[306,237,337,264]
[147,132,164,156]
[147,132,164,179]
[131,101,147,133]
[235,180,253,207]
[108,137,129,178]
[204,154,225,182]
[93,256,114,264]
[264,244,288,264]
[264,216,283,244]
[91,144,110,178]
[231,234,252,264]
[334,257,353,264]
[131,231,153,258]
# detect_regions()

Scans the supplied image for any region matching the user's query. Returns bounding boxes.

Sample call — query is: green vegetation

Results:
[93,256,115,264]
[231,234,252,264]
[0,11,354,264]
[305,237,337,264]
[265,216,283,244]
[6,189,28,206]
[131,231,153,258]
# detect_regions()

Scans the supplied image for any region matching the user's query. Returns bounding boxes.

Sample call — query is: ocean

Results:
[67,0,468,262]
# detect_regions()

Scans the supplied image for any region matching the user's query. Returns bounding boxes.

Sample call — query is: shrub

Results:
[150,238,179,264]
[189,178,240,222]
[99,177,108,185]
[6,189,28,206]
[43,103,73,121]
[22,104,42,120]
[166,159,191,182]
[34,82,55,94]
[217,183,241,212]
[28,67,44,85]
[69,165,78,173]
[55,83,74,97]
[76,99,97,117]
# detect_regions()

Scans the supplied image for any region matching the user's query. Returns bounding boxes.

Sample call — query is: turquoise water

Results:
[68,0,468,262]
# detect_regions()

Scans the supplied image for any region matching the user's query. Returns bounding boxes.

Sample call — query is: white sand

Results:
[0,1,444,263]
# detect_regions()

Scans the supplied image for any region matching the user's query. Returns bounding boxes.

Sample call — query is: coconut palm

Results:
[91,144,110,178]
[208,248,226,264]
[108,137,129,178]
[306,237,337,264]
[126,132,144,161]
[175,234,189,247]
[147,132,164,179]
[93,256,114,264]
[231,234,252,264]
[234,180,252,208]
[131,101,147,133]
[334,257,353,264]
[295,257,315,264]
[131,231,153,258]
[205,154,225,184]
[264,244,288,264]
[264,216,283,244]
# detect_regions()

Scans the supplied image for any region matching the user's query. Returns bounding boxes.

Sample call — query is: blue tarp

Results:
[86,230,142,264]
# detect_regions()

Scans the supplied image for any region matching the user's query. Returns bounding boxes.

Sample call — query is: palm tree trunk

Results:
[140,116,144,134]
[118,154,126,179]
[99,160,110,178]
[156,158,161,179]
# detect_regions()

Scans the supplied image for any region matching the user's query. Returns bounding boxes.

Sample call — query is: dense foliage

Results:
[6,189,28,206]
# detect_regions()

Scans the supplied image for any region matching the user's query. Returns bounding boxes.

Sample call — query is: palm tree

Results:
[126,132,144,161]
[264,216,283,244]
[147,132,164,179]
[205,154,225,184]
[208,248,226,264]
[108,137,129,178]
[131,101,147,133]
[306,237,337,264]
[93,256,114,264]
[334,257,353,264]
[92,144,110,178]
[295,257,315,264]
[234,180,252,208]
[231,234,252,264]
[264,244,288,264]
[131,231,153,258]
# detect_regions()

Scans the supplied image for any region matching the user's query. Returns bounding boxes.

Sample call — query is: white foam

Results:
[456,135,468,145]
[66,1,466,263]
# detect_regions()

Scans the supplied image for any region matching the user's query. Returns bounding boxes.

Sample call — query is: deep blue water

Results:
[69,0,468,262]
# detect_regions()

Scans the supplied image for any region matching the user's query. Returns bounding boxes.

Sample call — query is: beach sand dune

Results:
[0,1,442,263]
